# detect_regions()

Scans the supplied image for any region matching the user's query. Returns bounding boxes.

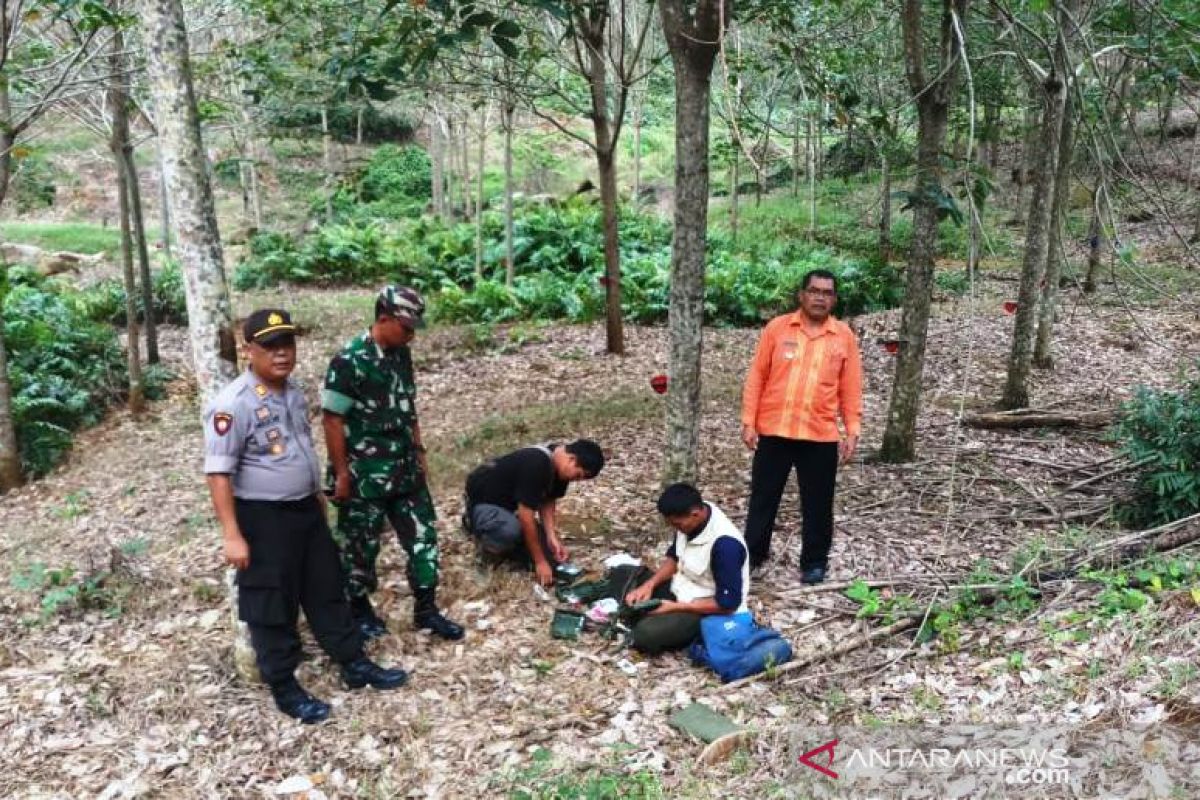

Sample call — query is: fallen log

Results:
[963,408,1115,430]
[1060,511,1200,574]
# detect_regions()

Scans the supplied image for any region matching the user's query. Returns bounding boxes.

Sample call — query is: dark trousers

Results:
[630,581,702,655]
[235,496,363,686]
[744,436,839,569]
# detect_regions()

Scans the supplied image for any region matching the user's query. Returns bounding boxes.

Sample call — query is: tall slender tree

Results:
[108,20,144,413]
[1001,0,1079,409]
[879,0,969,463]
[138,0,247,678]
[659,0,728,483]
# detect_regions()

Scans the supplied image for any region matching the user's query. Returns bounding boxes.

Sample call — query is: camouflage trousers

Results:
[332,485,439,598]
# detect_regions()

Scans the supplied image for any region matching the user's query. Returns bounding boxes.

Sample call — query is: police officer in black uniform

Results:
[203,309,409,723]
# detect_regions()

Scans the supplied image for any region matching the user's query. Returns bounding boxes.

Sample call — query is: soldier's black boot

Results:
[341,656,409,690]
[413,587,465,640]
[269,678,331,724]
[350,594,387,640]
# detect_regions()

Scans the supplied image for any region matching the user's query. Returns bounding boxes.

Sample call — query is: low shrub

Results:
[329,144,433,222]
[80,259,189,326]
[9,147,59,212]
[2,269,128,476]
[233,224,407,289]
[1114,371,1200,527]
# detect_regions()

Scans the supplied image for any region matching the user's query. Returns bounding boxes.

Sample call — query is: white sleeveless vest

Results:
[669,503,750,613]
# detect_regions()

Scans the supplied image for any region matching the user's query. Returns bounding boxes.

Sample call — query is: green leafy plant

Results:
[3,272,129,476]
[82,259,189,326]
[845,579,883,617]
[10,561,128,622]
[234,192,905,325]
[9,146,59,212]
[1113,372,1200,526]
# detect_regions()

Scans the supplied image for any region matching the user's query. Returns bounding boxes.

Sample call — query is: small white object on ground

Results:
[603,554,642,569]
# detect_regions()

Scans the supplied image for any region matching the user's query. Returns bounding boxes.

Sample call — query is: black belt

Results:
[234,494,319,511]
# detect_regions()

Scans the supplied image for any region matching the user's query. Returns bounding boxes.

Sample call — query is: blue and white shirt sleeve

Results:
[710,537,747,611]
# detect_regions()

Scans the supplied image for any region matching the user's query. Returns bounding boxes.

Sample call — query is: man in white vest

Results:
[624,483,750,654]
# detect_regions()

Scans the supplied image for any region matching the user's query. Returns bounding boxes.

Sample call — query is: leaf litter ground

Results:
[1,278,1199,798]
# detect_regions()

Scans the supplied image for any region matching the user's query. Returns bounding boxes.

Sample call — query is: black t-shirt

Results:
[466,445,569,512]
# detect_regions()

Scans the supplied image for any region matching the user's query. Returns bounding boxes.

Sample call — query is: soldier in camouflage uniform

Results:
[321,286,464,641]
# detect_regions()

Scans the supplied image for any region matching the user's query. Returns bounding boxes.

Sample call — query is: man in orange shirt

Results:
[740,269,863,583]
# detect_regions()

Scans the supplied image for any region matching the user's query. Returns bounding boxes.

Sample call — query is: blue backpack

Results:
[688,612,793,682]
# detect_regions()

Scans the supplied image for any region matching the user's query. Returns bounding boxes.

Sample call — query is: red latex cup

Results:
[1003,300,1018,315]
[650,374,668,394]
[882,340,900,355]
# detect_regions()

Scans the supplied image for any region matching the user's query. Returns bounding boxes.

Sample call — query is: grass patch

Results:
[499,747,665,800]
[722,181,1023,266]
[30,126,101,155]
[233,288,375,330]
[0,221,121,258]
[1108,258,1200,301]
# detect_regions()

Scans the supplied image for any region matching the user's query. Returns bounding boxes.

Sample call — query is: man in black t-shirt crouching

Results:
[463,440,604,587]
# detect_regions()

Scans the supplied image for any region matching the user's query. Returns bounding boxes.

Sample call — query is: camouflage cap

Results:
[377,285,426,329]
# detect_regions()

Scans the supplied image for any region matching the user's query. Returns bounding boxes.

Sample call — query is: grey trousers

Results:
[467,503,554,566]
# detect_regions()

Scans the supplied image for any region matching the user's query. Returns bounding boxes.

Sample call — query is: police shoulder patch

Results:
[213,412,233,436]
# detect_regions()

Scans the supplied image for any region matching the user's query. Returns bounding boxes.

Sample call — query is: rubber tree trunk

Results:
[0,315,18,491]
[460,115,471,217]
[502,101,515,285]
[1083,186,1103,293]
[124,148,159,363]
[110,26,145,413]
[967,195,982,279]
[581,10,625,356]
[879,0,968,464]
[817,99,827,179]
[729,133,740,242]
[757,99,772,207]
[791,104,801,198]
[138,0,246,680]
[431,109,444,221]
[320,108,334,220]
[983,101,1000,172]
[799,77,817,240]
[659,0,724,484]
[1033,100,1076,368]
[632,95,644,208]
[878,150,892,265]
[474,105,487,280]
[0,72,25,490]
[1013,84,1039,223]
[1001,2,1074,409]
[157,137,172,256]
[445,117,457,217]
[247,139,262,229]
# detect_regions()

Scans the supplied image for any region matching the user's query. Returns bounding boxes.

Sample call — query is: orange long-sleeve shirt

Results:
[741,311,863,441]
